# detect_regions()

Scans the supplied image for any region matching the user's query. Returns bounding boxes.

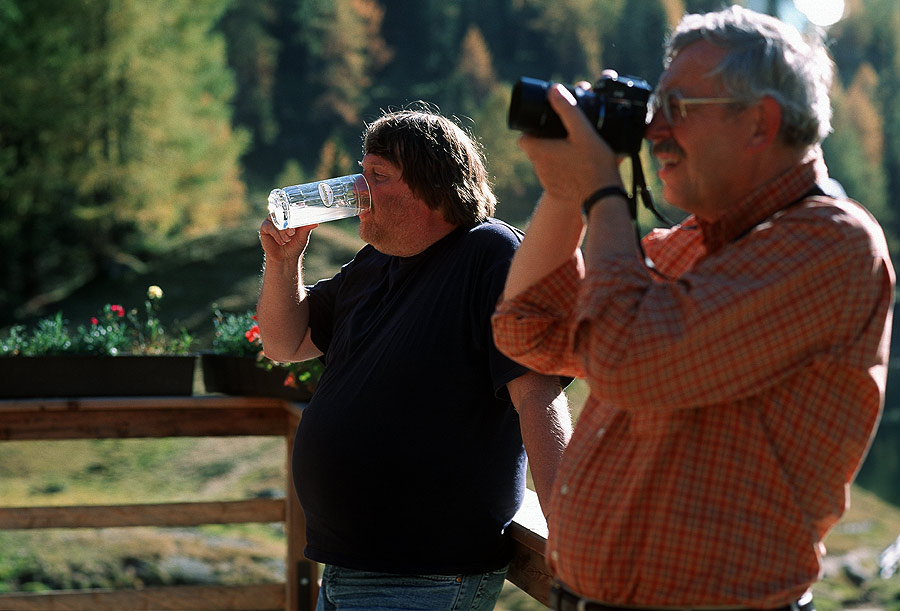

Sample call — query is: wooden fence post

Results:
[285,404,318,611]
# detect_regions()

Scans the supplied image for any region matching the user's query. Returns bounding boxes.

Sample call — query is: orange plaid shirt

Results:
[492,160,895,607]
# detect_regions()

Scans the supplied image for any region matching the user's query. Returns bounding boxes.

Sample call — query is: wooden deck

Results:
[0,396,551,610]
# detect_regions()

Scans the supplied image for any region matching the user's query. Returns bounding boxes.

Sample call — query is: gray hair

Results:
[666,5,833,147]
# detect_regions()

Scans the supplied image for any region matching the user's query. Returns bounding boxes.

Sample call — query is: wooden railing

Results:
[0,396,551,610]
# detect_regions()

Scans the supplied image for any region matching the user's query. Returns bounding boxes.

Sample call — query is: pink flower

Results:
[110,304,125,317]
[91,317,99,325]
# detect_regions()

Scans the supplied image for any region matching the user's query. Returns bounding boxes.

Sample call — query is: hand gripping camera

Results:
[508,73,676,275]
[507,74,652,155]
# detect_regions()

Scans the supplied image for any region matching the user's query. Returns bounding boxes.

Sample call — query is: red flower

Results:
[91,317,99,325]
[283,372,297,388]
[245,324,260,344]
[110,304,125,317]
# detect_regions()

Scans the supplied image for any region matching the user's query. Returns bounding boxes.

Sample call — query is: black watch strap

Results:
[582,186,629,217]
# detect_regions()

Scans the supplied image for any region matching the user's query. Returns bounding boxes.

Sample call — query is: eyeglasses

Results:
[647,90,742,126]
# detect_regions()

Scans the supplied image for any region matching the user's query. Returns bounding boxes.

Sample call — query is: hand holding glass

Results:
[268,174,371,229]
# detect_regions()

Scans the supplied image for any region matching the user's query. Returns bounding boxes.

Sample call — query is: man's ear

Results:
[748,96,782,151]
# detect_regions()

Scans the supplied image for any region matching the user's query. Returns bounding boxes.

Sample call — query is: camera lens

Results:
[508,77,569,138]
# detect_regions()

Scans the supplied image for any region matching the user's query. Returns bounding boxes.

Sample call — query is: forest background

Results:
[2,0,900,605]
[4,0,900,317]
[2,0,900,507]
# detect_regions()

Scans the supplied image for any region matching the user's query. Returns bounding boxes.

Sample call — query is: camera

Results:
[508,73,652,155]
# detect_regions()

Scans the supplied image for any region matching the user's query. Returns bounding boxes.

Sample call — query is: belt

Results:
[549,583,816,611]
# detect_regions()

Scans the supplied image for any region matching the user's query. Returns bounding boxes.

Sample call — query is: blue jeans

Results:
[315,564,508,611]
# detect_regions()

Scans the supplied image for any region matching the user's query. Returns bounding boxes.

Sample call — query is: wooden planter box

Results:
[0,355,197,398]
[200,354,313,402]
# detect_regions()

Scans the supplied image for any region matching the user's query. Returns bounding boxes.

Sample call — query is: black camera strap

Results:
[626,150,675,276]
[630,150,677,228]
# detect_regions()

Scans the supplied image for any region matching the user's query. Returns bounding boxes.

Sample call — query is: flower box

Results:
[200,354,313,402]
[0,355,197,398]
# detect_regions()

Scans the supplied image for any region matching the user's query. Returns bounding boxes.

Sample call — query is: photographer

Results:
[492,6,894,611]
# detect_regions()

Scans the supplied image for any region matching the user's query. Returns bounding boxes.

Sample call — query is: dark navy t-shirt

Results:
[292,218,529,574]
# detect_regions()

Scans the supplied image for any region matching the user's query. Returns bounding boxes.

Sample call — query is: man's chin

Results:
[357,221,376,246]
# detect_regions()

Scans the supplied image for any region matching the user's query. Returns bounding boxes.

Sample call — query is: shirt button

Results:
[597,427,606,438]
[559,484,569,495]
[550,550,560,562]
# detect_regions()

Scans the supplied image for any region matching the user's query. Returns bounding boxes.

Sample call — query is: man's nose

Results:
[644,111,672,143]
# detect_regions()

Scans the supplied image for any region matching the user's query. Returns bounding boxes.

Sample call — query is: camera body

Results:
[508,73,652,155]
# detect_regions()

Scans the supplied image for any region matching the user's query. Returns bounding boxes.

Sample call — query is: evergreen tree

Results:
[456,26,497,106]
[603,0,670,82]
[273,0,390,178]
[0,0,94,314]
[314,136,355,181]
[0,0,248,317]
[219,0,281,147]
[519,0,625,81]
[446,27,542,225]
[456,0,547,80]
[376,0,462,100]
[829,0,900,248]
[295,0,391,127]
[108,0,249,243]
[824,64,894,247]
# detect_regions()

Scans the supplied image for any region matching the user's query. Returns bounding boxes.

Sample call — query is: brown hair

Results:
[363,105,497,227]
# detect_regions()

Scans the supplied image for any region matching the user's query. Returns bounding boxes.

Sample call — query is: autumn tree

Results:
[0,0,248,317]
[455,26,497,106]
[219,0,282,148]
[824,63,892,243]
[603,0,670,81]
[830,0,900,247]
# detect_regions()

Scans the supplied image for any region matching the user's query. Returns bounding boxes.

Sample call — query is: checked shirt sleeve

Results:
[574,199,894,412]
[492,255,585,378]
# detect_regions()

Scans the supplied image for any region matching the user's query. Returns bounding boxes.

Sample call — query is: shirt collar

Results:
[695,158,827,255]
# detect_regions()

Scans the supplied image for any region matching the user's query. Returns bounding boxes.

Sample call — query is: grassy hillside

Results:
[0,436,288,594]
[1,433,900,609]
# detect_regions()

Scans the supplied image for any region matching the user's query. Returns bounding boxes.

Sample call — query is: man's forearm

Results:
[508,372,573,517]
[256,254,310,362]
